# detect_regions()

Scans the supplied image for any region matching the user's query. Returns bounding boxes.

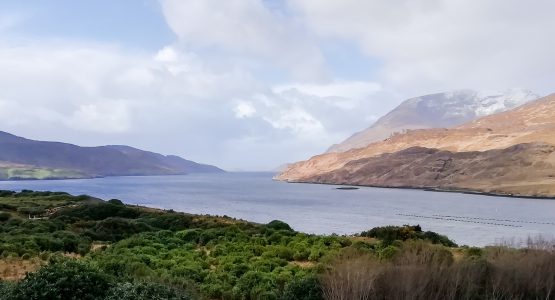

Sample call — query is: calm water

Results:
[1,172,554,246]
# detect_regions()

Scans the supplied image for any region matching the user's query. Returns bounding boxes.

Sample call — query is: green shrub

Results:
[10,259,112,300]
[0,212,11,222]
[105,282,193,300]
[141,213,192,231]
[360,225,457,247]
[466,247,484,258]
[87,217,152,241]
[108,199,125,206]
[379,245,399,260]
[0,190,16,197]
[282,276,322,300]
[267,220,293,231]
[57,202,139,221]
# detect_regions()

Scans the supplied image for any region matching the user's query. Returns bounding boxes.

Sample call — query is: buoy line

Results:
[396,213,523,228]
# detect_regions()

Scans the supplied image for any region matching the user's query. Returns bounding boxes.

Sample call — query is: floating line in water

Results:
[396,213,523,228]
[431,214,555,225]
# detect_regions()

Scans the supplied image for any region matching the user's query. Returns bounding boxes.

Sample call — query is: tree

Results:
[281,276,322,300]
[267,220,293,231]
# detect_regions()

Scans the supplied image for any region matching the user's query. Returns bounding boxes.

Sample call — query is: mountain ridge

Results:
[277,93,555,197]
[0,131,223,180]
[328,89,540,153]
[305,143,555,197]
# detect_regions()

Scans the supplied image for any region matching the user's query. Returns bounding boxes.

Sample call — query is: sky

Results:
[0,0,554,171]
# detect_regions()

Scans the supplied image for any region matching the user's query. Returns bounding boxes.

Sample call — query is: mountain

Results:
[309,143,555,197]
[277,93,555,197]
[273,163,292,173]
[327,89,540,152]
[0,131,223,180]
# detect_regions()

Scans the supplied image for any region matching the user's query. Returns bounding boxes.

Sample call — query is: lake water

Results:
[1,172,554,247]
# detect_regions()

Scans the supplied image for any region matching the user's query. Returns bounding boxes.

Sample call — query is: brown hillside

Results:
[306,143,555,197]
[277,94,555,196]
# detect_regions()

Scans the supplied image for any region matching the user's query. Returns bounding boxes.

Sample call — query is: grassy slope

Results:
[0,167,90,180]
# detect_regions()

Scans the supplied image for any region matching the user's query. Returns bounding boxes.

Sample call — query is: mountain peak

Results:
[0,131,29,143]
[327,89,540,153]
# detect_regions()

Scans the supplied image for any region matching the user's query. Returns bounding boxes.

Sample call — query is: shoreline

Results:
[278,179,555,200]
[0,172,234,182]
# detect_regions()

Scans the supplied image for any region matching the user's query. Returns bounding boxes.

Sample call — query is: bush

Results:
[108,199,124,206]
[0,190,16,197]
[0,281,16,297]
[282,276,322,300]
[9,259,112,300]
[0,212,11,222]
[105,282,193,300]
[87,217,152,241]
[141,213,193,231]
[57,202,139,221]
[360,225,457,247]
[465,247,484,258]
[267,220,293,231]
[379,245,399,260]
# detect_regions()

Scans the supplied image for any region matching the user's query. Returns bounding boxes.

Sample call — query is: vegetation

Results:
[0,190,554,299]
[0,168,88,180]
[322,240,555,299]
[358,224,457,247]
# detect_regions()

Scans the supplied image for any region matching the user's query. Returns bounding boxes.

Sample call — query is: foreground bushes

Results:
[2,191,554,300]
[359,225,457,247]
[1,259,193,300]
[88,223,348,299]
[322,240,555,300]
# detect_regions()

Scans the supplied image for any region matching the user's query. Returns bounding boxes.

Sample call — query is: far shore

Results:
[278,179,555,200]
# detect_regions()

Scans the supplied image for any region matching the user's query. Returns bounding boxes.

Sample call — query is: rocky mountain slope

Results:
[0,131,223,180]
[328,89,539,152]
[277,93,555,197]
[309,143,555,197]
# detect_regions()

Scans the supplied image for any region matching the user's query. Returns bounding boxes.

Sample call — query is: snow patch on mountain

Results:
[474,89,539,116]
[327,89,541,153]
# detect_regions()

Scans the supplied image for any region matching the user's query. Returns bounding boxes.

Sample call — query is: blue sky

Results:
[0,0,172,49]
[0,0,553,170]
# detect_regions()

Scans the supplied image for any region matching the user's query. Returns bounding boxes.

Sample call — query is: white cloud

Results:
[274,81,381,100]
[154,46,179,63]
[0,36,373,170]
[0,99,62,126]
[68,102,131,133]
[290,0,555,96]
[273,80,383,110]
[159,0,328,81]
[262,107,325,136]
[233,101,257,119]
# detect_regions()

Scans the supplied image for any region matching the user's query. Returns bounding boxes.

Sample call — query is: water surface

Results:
[1,172,553,246]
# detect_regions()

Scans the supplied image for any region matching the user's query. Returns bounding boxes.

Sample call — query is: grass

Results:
[0,257,43,281]
[0,167,89,180]
[0,190,99,219]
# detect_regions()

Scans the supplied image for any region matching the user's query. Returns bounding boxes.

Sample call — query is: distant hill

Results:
[0,131,223,180]
[278,93,555,197]
[328,89,539,152]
